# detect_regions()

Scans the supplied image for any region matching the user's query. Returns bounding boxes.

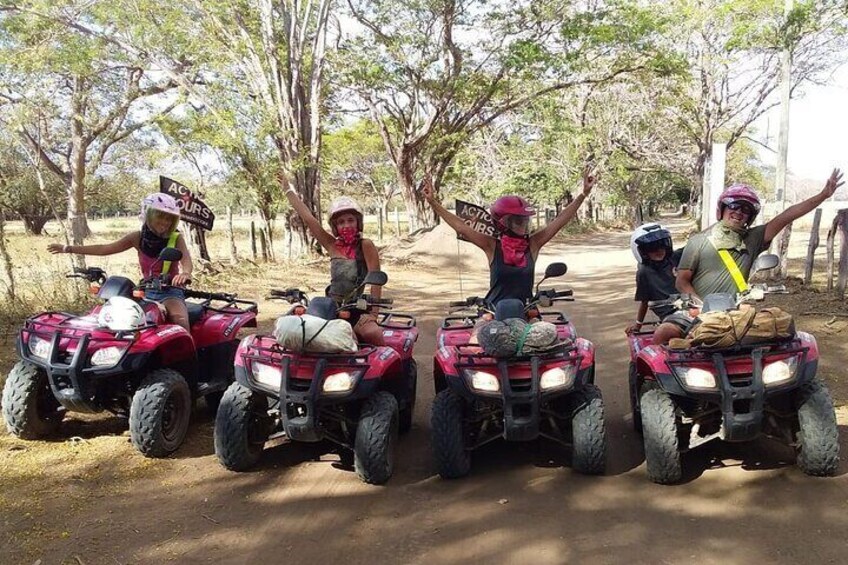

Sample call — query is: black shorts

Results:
[662,310,695,333]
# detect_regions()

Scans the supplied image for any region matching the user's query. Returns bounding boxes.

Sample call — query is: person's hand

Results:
[625,322,642,335]
[47,243,67,254]
[582,165,598,196]
[820,168,844,199]
[420,174,436,203]
[171,273,192,287]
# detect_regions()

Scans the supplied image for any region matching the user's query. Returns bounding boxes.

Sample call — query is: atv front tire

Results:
[129,369,192,458]
[431,389,471,479]
[354,391,399,485]
[640,388,681,484]
[2,361,63,439]
[215,382,268,471]
[571,384,606,475]
[795,378,840,476]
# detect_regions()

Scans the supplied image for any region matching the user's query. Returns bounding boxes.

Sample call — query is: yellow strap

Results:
[161,231,179,275]
[717,248,749,292]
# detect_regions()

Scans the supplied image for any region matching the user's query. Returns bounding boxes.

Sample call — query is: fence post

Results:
[803,208,822,285]
[838,210,848,299]
[226,205,238,264]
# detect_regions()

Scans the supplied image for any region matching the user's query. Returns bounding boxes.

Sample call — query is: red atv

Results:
[2,248,257,458]
[628,254,840,484]
[430,262,605,478]
[214,271,419,485]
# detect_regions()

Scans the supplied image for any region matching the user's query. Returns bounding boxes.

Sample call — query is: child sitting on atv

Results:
[47,193,193,331]
[625,223,690,345]
[284,187,384,346]
[422,168,597,307]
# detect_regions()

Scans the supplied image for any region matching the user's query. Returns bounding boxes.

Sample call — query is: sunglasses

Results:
[725,201,754,215]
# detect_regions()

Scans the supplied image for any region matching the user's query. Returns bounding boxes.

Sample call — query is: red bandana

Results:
[334,228,360,259]
[500,234,529,267]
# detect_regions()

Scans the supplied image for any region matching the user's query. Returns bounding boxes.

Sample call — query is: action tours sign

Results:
[159,176,215,231]
[455,199,496,241]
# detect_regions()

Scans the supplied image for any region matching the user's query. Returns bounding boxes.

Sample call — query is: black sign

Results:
[159,176,215,231]
[455,199,496,241]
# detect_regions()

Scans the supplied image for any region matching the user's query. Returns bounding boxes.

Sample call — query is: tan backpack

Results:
[669,306,795,350]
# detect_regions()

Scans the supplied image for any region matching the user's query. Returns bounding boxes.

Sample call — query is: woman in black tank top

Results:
[422,169,597,306]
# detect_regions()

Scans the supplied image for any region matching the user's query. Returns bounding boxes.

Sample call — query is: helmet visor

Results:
[504,215,531,233]
[146,208,180,236]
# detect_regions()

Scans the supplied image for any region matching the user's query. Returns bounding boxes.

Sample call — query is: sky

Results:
[755,65,848,184]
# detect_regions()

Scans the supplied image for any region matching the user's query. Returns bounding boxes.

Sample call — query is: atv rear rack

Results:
[377,312,417,329]
[183,290,258,313]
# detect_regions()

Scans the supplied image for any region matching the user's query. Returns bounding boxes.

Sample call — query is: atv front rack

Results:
[18,316,151,412]
[241,339,380,442]
[453,341,580,367]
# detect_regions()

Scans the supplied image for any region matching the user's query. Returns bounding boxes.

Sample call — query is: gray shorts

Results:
[662,310,695,332]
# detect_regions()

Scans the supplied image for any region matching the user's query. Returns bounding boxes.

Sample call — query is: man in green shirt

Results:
[659,168,844,341]
[678,169,843,299]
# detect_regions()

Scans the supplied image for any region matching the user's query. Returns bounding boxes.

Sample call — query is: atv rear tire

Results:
[641,388,681,484]
[795,378,840,477]
[399,359,418,434]
[130,369,192,458]
[215,383,268,471]
[2,361,63,439]
[431,389,471,479]
[354,391,398,485]
[571,384,606,475]
[628,362,642,434]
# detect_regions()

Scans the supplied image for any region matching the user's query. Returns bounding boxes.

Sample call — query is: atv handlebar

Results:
[268,288,309,304]
[66,267,107,285]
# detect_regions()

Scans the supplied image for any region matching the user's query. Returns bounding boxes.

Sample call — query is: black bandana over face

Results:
[140,224,170,259]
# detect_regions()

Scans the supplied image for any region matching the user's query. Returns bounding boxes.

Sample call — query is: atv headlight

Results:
[540,365,577,391]
[252,362,281,390]
[674,367,717,390]
[29,336,51,359]
[466,370,500,393]
[323,372,356,393]
[90,346,126,367]
[763,357,798,386]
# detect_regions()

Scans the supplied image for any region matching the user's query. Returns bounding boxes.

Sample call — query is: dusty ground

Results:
[1,219,848,564]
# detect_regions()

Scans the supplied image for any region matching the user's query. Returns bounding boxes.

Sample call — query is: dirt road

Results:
[4,228,848,564]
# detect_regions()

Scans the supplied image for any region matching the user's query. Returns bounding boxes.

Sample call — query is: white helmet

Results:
[328,196,363,235]
[98,296,146,331]
[141,193,181,234]
[630,223,673,264]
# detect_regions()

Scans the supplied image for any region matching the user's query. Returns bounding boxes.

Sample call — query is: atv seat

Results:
[187,302,206,326]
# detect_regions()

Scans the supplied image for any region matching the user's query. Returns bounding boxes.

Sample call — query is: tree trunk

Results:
[0,211,15,301]
[69,76,91,247]
[22,215,49,236]
[187,224,211,263]
[774,223,793,280]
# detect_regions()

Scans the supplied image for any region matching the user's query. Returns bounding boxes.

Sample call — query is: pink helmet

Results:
[141,193,181,233]
[717,184,761,224]
[328,196,363,235]
[490,195,535,231]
